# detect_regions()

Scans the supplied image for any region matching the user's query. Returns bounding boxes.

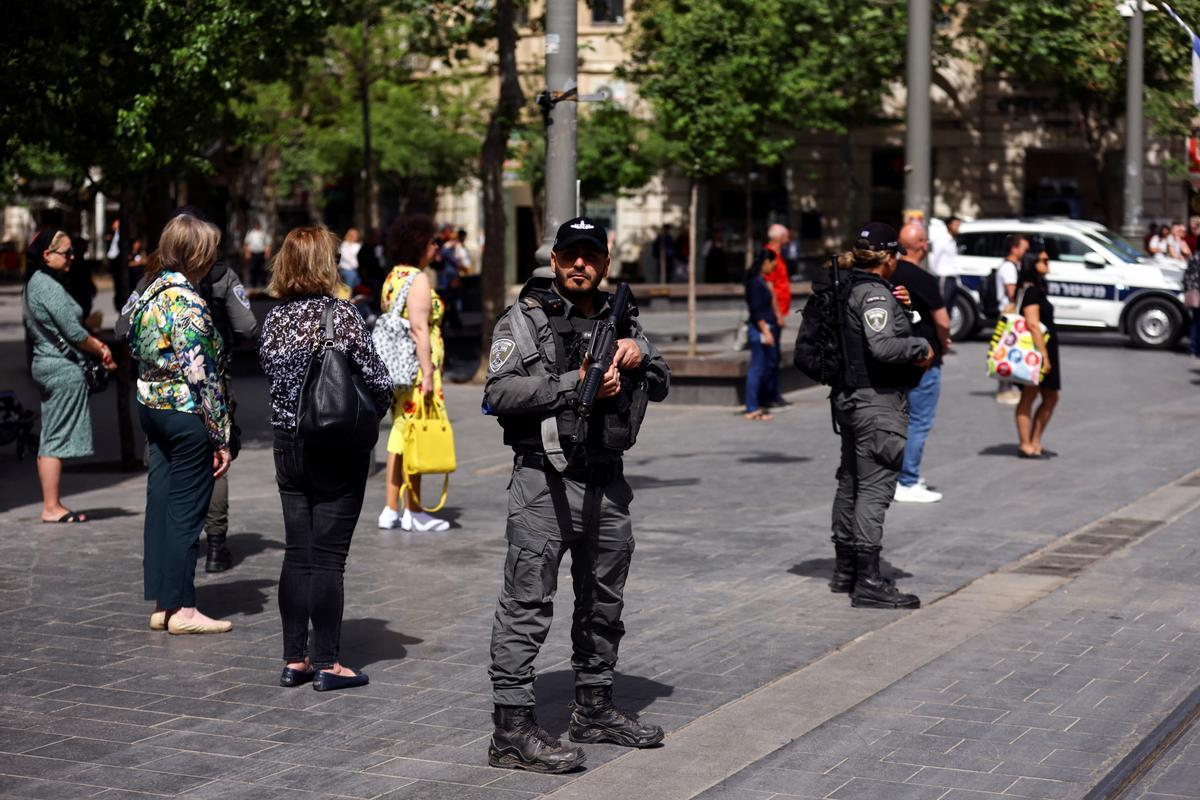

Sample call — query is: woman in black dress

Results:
[1014,250,1059,458]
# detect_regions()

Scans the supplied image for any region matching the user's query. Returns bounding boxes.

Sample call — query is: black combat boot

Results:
[204,532,233,573]
[568,685,665,748]
[488,705,586,774]
[829,543,856,593]
[850,550,920,609]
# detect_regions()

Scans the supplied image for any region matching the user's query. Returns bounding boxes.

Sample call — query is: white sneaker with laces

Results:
[894,483,943,503]
[377,507,402,529]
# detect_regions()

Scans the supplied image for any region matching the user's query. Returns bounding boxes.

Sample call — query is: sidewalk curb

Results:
[544,467,1200,800]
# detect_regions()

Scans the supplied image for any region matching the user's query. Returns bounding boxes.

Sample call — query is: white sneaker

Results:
[895,483,943,503]
[377,506,402,529]
[402,508,450,532]
[996,390,1021,405]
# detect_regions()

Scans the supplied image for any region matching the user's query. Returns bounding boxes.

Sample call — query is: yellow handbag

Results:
[402,396,457,512]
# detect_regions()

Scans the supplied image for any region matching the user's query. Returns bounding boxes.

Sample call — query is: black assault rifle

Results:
[573,281,633,442]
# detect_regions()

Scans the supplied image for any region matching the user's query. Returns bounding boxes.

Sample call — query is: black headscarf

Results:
[25,229,67,286]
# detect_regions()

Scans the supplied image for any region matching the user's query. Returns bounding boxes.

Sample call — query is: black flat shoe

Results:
[312,669,369,692]
[279,666,315,688]
[1017,450,1042,460]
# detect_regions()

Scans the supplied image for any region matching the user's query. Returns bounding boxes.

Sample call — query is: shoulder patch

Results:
[232,284,251,309]
[864,294,889,303]
[120,292,139,316]
[489,338,516,372]
[864,307,888,333]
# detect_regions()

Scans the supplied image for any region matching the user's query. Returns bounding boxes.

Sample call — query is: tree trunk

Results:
[687,178,699,357]
[840,130,861,243]
[744,169,755,268]
[474,0,525,381]
[114,183,141,471]
[360,13,376,232]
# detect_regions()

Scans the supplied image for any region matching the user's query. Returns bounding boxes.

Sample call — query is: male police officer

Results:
[116,208,257,572]
[483,217,670,773]
[829,222,932,610]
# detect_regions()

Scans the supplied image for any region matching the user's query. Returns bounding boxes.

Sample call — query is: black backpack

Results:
[980,266,1001,318]
[793,256,849,387]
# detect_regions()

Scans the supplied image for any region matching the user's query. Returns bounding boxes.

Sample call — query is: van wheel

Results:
[1127,298,1182,349]
[949,294,978,341]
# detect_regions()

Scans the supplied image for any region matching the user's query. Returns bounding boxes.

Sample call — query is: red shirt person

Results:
[764,224,791,324]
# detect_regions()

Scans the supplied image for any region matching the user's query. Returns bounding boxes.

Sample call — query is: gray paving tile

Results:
[905,766,1016,793]
[255,764,413,798]
[375,782,538,799]
[829,777,947,800]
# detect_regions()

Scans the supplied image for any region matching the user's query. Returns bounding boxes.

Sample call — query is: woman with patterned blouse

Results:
[22,229,117,523]
[127,214,233,636]
[376,214,451,532]
[259,226,392,692]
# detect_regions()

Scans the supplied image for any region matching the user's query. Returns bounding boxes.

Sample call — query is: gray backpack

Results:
[372,271,419,389]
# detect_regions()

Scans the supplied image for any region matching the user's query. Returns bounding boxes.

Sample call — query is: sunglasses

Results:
[51,247,75,258]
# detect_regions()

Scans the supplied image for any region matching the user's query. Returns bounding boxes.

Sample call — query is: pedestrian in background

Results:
[339,227,362,289]
[893,222,950,503]
[22,230,116,524]
[242,221,270,288]
[827,223,931,610]
[377,214,452,532]
[1149,224,1171,256]
[995,234,1026,405]
[743,248,779,421]
[1184,249,1200,358]
[1014,249,1059,459]
[1170,222,1192,261]
[764,224,792,407]
[259,226,392,691]
[927,215,961,322]
[1185,216,1200,253]
[127,214,232,635]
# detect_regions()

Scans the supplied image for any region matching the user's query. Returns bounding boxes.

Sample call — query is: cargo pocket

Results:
[503,531,556,604]
[868,417,908,471]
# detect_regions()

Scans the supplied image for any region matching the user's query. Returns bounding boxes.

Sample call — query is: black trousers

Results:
[140,406,214,609]
[273,430,370,670]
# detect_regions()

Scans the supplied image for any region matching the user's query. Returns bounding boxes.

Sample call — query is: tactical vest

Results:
[498,285,649,468]
[197,260,234,347]
[839,272,922,391]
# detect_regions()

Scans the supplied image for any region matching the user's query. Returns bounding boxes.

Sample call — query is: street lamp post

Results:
[904,0,932,225]
[1122,0,1145,239]
[536,0,578,268]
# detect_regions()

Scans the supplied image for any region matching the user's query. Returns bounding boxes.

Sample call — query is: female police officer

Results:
[828,222,933,610]
[482,217,670,773]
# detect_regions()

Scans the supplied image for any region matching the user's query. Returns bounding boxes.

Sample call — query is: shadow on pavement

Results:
[340,618,423,669]
[84,506,141,520]
[978,443,1022,457]
[625,474,700,490]
[195,578,275,618]
[738,452,811,465]
[534,669,675,737]
[789,557,913,582]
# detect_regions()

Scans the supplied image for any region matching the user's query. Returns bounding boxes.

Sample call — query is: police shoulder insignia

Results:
[489,338,516,372]
[864,294,889,303]
[864,307,888,333]
[120,292,139,316]
[233,284,251,309]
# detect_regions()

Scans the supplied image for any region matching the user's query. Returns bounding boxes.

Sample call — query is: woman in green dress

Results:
[22,230,116,523]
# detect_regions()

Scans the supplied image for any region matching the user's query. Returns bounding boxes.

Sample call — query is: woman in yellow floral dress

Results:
[377,215,452,532]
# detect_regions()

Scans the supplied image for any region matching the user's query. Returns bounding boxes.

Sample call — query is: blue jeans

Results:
[900,366,941,487]
[745,323,779,413]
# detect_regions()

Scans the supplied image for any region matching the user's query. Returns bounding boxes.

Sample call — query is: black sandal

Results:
[43,511,87,524]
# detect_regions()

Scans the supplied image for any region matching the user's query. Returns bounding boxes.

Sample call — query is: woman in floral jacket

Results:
[128,214,233,636]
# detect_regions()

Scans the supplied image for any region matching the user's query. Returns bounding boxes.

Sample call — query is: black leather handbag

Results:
[296,300,380,451]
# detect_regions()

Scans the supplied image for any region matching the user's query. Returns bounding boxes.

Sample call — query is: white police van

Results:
[950,218,1188,349]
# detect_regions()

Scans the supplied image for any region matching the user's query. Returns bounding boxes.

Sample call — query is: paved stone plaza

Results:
[3,283,1200,798]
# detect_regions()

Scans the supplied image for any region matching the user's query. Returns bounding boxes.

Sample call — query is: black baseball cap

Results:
[552,217,608,255]
[855,222,906,255]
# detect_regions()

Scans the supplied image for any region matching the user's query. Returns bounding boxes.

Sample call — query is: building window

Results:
[591,0,624,25]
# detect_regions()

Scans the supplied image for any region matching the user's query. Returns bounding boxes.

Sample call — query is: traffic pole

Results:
[536,0,578,268]
[1123,1,1145,239]
[903,0,932,226]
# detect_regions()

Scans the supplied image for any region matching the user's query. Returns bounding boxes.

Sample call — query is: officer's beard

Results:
[554,274,600,303]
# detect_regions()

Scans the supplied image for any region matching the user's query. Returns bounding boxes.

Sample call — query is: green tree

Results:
[960,0,1200,221]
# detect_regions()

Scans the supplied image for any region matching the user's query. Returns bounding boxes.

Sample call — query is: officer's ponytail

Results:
[834,249,889,271]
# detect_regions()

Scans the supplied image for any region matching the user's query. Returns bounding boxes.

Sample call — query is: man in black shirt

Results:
[891,222,951,503]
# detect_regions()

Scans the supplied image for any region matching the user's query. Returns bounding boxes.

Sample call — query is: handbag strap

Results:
[319,298,337,348]
[384,269,419,321]
[22,286,83,364]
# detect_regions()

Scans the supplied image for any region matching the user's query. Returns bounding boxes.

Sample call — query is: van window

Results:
[958,232,1012,259]
[1043,235,1092,263]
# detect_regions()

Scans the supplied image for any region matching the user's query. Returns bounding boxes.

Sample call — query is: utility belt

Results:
[515,452,621,484]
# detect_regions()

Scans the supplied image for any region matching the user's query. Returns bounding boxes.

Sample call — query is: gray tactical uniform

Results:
[832,271,930,550]
[484,282,670,707]
[118,262,257,544]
